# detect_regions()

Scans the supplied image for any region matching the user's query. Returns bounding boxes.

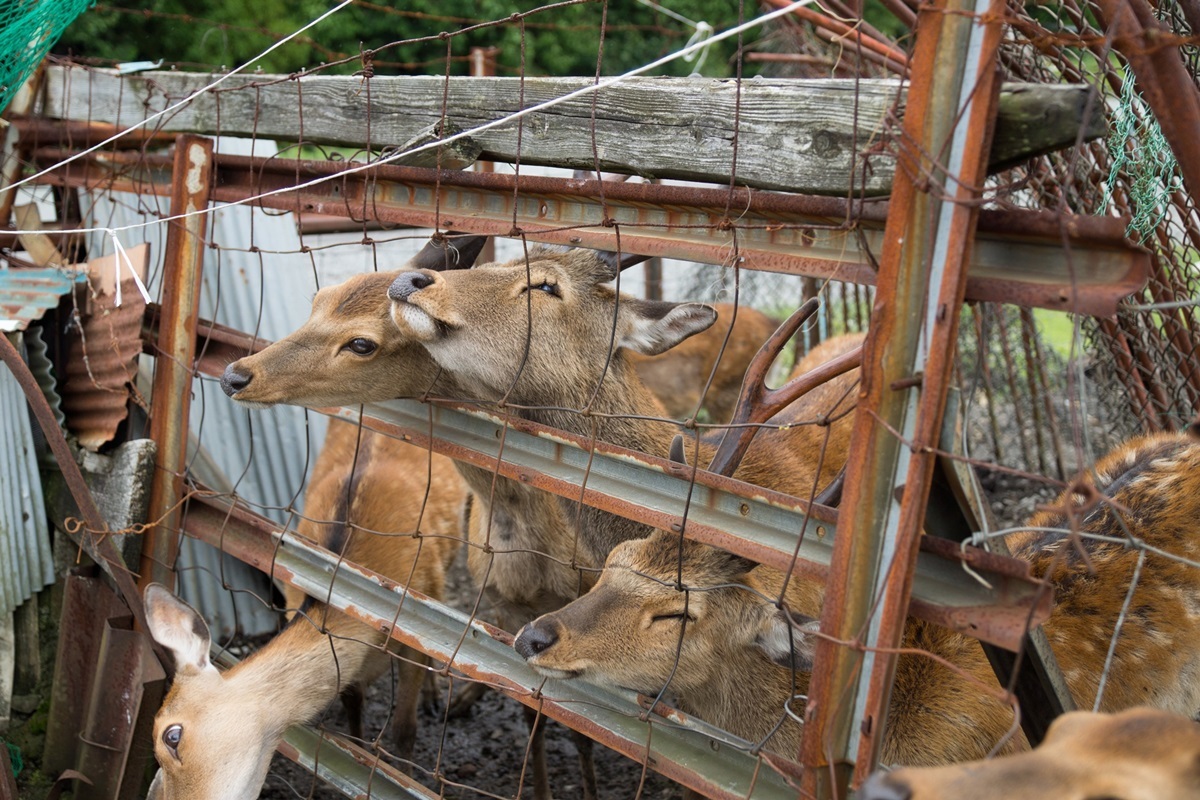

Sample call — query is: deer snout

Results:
[857,772,912,800]
[388,270,436,302]
[221,363,253,396]
[514,618,562,660]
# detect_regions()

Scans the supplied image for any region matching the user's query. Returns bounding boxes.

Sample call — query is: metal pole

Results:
[139,135,213,592]
[799,0,1007,792]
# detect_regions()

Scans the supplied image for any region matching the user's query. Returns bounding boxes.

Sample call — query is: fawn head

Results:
[221,234,487,408]
[513,530,818,697]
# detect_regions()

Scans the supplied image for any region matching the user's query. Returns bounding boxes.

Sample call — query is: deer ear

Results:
[755,607,819,672]
[409,232,489,272]
[617,299,717,356]
[145,583,215,676]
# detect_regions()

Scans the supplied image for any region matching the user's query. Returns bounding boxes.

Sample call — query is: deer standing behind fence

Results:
[515,429,1200,769]
[859,706,1200,800]
[386,245,861,573]
[219,234,786,799]
[144,419,464,800]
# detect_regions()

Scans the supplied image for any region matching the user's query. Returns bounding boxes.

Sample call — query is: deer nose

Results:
[857,772,912,800]
[221,364,252,396]
[388,271,435,302]
[514,620,560,660]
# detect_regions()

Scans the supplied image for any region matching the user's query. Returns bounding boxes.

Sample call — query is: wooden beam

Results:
[38,66,1103,196]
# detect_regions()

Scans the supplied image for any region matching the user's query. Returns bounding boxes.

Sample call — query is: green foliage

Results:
[55,0,767,78]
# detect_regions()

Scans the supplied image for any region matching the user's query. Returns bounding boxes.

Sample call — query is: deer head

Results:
[144,584,278,800]
[220,233,487,408]
[859,707,1200,800]
[513,530,820,750]
[386,246,717,407]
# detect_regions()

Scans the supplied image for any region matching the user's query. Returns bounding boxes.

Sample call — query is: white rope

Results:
[3,0,816,255]
[0,0,354,200]
[107,229,152,307]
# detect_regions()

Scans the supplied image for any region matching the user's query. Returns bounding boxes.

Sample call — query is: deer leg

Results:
[570,728,598,800]
[447,679,490,718]
[522,704,553,800]
[390,647,428,771]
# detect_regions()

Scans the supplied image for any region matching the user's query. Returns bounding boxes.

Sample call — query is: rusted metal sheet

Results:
[43,574,126,777]
[75,619,164,800]
[801,0,1009,791]
[276,727,438,800]
[60,245,149,451]
[183,493,802,800]
[31,149,1149,316]
[0,267,83,332]
[141,135,213,592]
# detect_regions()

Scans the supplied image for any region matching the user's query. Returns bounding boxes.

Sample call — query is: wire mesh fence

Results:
[4,0,1200,798]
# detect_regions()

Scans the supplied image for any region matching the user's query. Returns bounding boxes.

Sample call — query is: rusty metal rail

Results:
[27,145,1148,316]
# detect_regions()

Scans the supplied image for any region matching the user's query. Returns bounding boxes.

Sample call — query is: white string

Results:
[0,0,354,200]
[3,0,817,244]
[107,229,152,307]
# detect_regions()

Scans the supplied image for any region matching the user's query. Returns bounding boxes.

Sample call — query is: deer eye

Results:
[650,612,694,624]
[344,338,377,356]
[523,281,560,297]
[162,724,183,759]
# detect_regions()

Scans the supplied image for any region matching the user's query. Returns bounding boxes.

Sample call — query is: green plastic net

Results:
[0,0,94,114]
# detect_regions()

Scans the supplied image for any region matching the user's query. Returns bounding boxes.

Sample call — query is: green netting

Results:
[0,0,94,115]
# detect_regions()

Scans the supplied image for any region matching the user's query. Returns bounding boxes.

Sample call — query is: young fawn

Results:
[860,707,1200,800]
[145,419,463,799]
[514,431,1200,767]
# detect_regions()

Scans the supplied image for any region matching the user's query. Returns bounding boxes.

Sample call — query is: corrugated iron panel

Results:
[60,275,145,451]
[0,267,84,332]
[0,333,55,618]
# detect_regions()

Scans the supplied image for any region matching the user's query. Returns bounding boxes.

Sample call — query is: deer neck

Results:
[226,606,379,735]
[675,641,805,757]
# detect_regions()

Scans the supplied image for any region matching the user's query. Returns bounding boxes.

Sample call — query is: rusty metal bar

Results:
[31,147,1149,316]
[800,0,1007,793]
[344,399,1049,651]
[183,493,800,800]
[140,135,213,592]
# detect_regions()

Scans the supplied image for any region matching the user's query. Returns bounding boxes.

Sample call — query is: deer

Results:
[859,707,1200,800]
[145,417,464,800]
[386,244,862,571]
[513,429,1200,770]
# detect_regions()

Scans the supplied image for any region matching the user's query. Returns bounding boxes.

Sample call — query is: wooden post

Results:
[139,135,213,592]
[470,47,498,264]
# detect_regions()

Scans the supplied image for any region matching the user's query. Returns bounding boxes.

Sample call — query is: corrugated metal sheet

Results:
[0,333,55,618]
[60,276,145,451]
[0,266,84,332]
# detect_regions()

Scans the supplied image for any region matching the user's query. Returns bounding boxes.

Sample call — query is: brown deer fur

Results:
[387,246,861,568]
[144,419,463,800]
[515,431,1200,767]
[859,707,1200,800]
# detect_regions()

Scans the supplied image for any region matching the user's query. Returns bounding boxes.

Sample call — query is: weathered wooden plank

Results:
[39,66,1101,196]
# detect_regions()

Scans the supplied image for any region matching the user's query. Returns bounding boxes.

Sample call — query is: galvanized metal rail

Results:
[186,493,802,800]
